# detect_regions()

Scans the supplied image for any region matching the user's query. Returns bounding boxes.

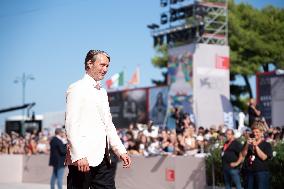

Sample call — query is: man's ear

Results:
[86,60,93,69]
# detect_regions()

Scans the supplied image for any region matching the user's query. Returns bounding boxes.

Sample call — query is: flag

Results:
[128,67,140,85]
[106,71,124,89]
[215,55,230,69]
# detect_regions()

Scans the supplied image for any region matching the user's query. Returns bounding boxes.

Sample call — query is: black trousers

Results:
[67,156,117,189]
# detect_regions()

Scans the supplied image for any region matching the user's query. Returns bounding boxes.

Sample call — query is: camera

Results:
[249,133,255,139]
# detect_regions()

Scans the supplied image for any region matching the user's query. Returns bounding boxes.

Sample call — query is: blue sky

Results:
[0,0,283,129]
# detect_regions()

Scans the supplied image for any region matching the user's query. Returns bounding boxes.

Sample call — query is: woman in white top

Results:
[184,126,197,156]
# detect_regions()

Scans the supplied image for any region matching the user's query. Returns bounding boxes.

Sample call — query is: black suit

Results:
[49,136,67,168]
[49,136,67,189]
[67,143,118,189]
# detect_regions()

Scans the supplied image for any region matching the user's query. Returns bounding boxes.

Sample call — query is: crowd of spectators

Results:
[118,113,284,157]
[1,112,284,156]
[0,130,52,155]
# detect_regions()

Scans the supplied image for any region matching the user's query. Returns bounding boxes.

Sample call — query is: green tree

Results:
[229,0,284,110]
[151,44,168,86]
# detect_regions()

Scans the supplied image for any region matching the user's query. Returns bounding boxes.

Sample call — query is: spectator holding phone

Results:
[231,120,272,189]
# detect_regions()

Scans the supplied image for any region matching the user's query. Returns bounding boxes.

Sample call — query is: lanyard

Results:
[223,140,233,151]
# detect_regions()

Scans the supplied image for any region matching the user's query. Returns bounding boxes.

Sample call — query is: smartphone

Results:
[249,133,255,139]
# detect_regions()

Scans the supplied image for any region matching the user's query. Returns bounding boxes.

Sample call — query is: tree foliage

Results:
[151,44,168,69]
[229,0,284,109]
[229,0,284,74]
[151,44,168,86]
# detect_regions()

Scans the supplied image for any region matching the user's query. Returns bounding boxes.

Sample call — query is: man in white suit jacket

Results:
[65,50,131,189]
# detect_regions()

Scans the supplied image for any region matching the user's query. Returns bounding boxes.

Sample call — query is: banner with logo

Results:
[257,72,284,127]
[193,44,232,128]
[168,44,195,120]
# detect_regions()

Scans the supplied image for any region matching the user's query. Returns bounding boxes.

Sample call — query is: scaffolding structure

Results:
[148,0,228,46]
[197,1,228,45]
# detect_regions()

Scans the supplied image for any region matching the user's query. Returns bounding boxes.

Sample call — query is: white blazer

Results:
[65,74,127,167]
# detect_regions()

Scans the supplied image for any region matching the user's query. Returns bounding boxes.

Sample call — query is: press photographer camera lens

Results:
[249,133,255,139]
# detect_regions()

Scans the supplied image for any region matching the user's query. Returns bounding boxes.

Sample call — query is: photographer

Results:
[248,98,261,128]
[232,120,272,189]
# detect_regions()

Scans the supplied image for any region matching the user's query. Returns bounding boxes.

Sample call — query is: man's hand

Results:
[120,153,131,168]
[76,157,90,172]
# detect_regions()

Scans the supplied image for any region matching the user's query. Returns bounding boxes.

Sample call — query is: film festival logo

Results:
[199,77,224,90]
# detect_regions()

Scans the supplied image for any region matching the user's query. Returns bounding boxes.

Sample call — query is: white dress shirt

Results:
[65,74,127,167]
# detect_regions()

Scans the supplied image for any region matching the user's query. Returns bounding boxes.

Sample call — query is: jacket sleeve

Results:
[102,90,127,157]
[65,84,87,163]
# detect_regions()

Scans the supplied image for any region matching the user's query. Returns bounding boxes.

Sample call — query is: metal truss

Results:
[149,0,228,46]
[196,1,228,45]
